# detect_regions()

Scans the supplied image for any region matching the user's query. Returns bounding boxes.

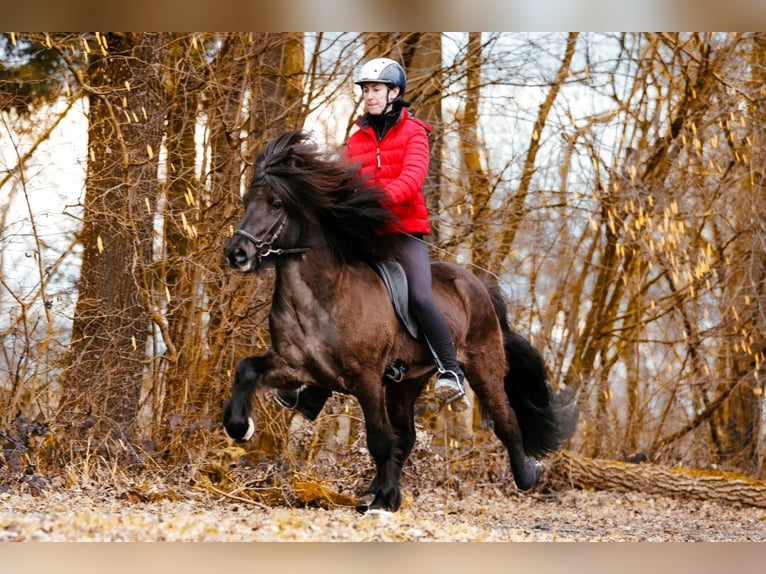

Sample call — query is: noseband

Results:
[233,213,309,261]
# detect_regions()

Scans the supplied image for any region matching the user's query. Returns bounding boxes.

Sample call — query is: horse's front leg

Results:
[356,380,422,514]
[223,356,264,441]
[354,383,401,514]
[224,351,307,441]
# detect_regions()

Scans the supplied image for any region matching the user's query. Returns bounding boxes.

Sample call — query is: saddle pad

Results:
[372,260,422,340]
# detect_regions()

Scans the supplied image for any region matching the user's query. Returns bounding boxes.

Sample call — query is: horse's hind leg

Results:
[466,365,543,491]
[489,403,544,490]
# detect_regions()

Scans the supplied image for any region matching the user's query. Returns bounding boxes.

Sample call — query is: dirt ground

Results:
[3,413,765,543]
[2,478,764,542]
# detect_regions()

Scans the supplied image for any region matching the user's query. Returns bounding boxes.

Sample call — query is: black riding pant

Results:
[396,234,463,376]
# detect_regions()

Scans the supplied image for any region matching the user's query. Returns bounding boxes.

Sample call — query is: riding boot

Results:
[273,385,332,421]
[426,337,469,412]
[434,370,468,410]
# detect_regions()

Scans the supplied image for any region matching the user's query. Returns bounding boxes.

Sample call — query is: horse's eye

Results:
[272,200,284,211]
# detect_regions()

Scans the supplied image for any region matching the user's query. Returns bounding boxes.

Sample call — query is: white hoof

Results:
[243,416,255,441]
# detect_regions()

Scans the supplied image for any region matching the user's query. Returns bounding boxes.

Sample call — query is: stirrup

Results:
[434,370,467,406]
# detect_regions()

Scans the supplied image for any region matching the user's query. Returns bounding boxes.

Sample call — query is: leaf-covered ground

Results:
[3,412,766,541]
[2,481,765,542]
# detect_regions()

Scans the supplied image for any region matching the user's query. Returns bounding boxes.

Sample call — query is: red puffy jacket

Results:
[346,107,432,235]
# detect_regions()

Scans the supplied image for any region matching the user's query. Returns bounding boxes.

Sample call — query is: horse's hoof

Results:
[224,416,255,442]
[514,458,545,491]
[243,416,255,441]
[355,493,376,514]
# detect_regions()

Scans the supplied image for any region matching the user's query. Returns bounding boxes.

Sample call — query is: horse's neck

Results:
[274,248,346,295]
[270,251,361,339]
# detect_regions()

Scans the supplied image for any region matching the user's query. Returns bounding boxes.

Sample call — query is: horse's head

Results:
[223,185,296,272]
[224,129,401,272]
[224,131,314,272]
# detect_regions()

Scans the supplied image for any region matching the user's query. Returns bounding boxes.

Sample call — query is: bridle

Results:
[233,212,310,262]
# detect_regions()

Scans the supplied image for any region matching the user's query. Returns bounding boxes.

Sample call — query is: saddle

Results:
[371,260,422,383]
[371,260,422,340]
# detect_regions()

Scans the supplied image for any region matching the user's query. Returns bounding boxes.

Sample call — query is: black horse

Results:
[222,130,577,513]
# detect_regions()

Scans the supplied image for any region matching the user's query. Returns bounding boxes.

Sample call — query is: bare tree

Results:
[153,33,307,459]
[63,33,169,438]
[458,32,493,267]
[6,32,766,486]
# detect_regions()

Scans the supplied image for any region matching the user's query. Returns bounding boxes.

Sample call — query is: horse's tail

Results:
[482,278,579,458]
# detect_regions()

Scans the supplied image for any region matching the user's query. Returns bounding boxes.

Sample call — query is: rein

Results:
[234,213,310,260]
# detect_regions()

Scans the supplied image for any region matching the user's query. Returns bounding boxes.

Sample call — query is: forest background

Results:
[2,32,766,492]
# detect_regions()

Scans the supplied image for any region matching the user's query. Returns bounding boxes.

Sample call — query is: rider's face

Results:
[361,83,399,115]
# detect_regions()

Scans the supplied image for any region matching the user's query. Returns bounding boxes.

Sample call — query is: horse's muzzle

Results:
[223,236,255,272]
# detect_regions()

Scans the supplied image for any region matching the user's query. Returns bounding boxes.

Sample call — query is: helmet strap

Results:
[384,85,400,113]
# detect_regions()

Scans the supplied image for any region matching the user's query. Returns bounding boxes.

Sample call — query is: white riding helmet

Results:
[355,57,406,95]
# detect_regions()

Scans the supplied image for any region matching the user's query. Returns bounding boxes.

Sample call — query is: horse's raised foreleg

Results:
[223,356,263,442]
[224,351,309,442]
[354,384,402,513]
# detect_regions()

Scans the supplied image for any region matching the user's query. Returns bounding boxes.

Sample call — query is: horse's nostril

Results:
[228,248,246,266]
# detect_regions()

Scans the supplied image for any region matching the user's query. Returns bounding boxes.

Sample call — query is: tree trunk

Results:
[548,450,766,509]
[63,33,168,437]
[460,32,492,268]
[710,32,766,476]
[403,33,443,243]
[159,33,205,445]
[198,34,307,458]
[250,32,306,141]
[191,34,254,431]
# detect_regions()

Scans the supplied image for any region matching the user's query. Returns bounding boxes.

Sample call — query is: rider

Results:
[274,57,468,418]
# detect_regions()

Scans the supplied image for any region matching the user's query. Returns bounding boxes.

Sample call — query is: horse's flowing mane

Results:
[252,130,402,263]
